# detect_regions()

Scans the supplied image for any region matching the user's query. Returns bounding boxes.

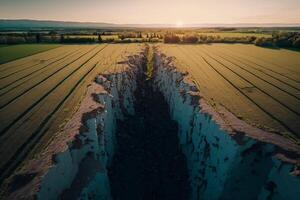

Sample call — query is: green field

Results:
[0,44,61,64]
[68,35,119,40]
[174,32,271,39]
[197,32,271,38]
[68,35,98,39]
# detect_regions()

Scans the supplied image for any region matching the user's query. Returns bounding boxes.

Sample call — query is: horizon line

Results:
[1,18,300,28]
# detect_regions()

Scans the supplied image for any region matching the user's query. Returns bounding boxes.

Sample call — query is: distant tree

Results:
[274,37,293,47]
[6,36,26,44]
[23,33,28,43]
[272,32,299,48]
[49,30,57,35]
[36,33,41,43]
[199,35,208,43]
[60,37,95,43]
[254,37,273,47]
[118,34,125,40]
[60,34,65,43]
[49,31,57,43]
[182,35,199,43]
[293,38,300,48]
[248,36,257,43]
[138,32,142,38]
[98,34,103,43]
[0,36,7,44]
[164,34,180,43]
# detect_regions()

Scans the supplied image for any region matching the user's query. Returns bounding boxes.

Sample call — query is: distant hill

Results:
[0,19,299,30]
[0,19,119,30]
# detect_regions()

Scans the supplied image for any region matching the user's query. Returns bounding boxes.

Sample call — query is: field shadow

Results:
[258,46,300,52]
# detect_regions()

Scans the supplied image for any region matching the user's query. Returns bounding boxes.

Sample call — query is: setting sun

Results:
[176,20,183,27]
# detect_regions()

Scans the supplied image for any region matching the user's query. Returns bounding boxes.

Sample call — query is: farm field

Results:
[0,43,143,180]
[0,44,61,64]
[158,44,300,140]
[65,34,120,42]
[68,35,98,39]
[0,42,300,200]
[197,32,271,38]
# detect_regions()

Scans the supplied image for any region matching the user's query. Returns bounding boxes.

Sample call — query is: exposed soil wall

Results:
[108,55,190,200]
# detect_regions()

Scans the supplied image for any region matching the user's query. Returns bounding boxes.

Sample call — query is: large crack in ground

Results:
[108,51,190,200]
[3,46,300,200]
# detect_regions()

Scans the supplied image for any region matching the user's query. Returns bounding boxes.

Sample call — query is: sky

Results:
[0,0,300,25]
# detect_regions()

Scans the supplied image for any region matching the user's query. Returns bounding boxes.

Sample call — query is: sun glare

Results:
[176,20,183,27]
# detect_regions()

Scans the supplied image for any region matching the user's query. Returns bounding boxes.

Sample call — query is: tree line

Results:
[163,32,300,49]
[1,31,299,49]
[0,32,102,44]
[254,32,300,48]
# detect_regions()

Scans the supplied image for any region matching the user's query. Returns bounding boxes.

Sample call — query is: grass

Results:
[68,35,98,39]
[0,44,61,64]
[101,35,119,40]
[146,44,154,80]
[197,32,272,38]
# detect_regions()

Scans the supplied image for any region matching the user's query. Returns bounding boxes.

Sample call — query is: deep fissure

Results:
[108,49,190,199]
[4,47,300,200]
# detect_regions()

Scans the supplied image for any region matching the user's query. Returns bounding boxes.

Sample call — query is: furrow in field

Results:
[0,51,70,79]
[189,46,300,135]
[0,48,84,95]
[0,46,67,72]
[28,45,135,151]
[0,46,74,77]
[218,44,300,73]
[215,45,300,81]
[173,45,299,135]
[0,45,106,134]
[0,48,81,90]
[0,60,101,181]
[205,46,300,92]
[212,52,300,99]
[174,45,269,120]
[0,45,107,166]
[198,47,300,115]
[201,55,300,135]
[0,45,98,109]
[214,46,300,86]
